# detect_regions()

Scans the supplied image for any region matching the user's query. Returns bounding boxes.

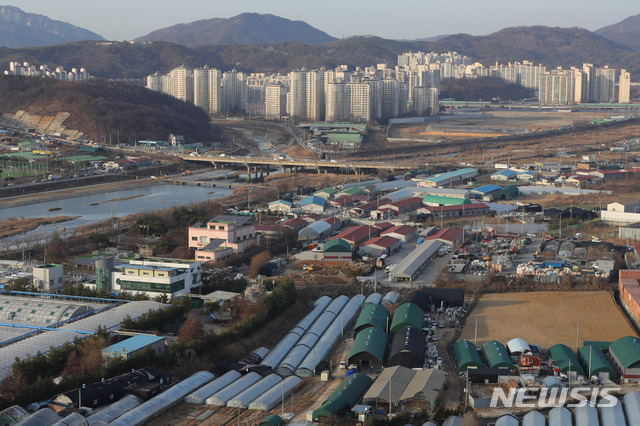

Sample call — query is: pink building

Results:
[189,215,257,261]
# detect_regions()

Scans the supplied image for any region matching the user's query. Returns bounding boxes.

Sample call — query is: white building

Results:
[32,264,64,291]
[111,259,202,299]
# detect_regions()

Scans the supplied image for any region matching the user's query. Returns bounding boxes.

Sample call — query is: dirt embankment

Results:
[0,216,79,238]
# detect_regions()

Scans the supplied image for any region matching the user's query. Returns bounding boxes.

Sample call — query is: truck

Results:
[47,174,61,181]
[376,255,388,269]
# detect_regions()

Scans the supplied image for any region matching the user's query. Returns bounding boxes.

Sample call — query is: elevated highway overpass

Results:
[179,154,418,176]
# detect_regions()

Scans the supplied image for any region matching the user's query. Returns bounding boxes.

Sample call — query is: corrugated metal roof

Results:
[495,414,519,426]
[573,403,599,426]
[102,334,164,356]
[610,336,640,369]
[422,195,471,205]
[400,290,431,312]
[578,344,617,379]
[507,338,531,354]
[522,410,545,426]
[111,371,214,426]
[313,374,373,420]
[349,327,388,364]
[399,368,446,403]
[0,301,165,379]
[389,302,424,333]
[354,304,389,334]
[549,344,584,376]
[600,396,625,426]
[623,391,640,426]
[482,340,516,370]
[548,406,572,426]
[390,240,442,280]
[453,340,483,373]
[323,238,352,252]
[388,326,425,369]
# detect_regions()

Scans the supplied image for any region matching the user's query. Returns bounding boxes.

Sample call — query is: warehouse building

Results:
[578,344,617,380]
[421,288,465,307]
[388,326,425,369]
[102,334,165,361]
[381,225,417,243]
[389,240,442,281]
[422,195,471,207]
[313,374,373,421]
[389,302,424,333]
[363,365,447,410]
[359,236,401,258]
[400,290,431,312]
[609,336,640,381]
[482,340,516,371]
[353,304,390,335]
[298,220,332,241]
[453,340,483,373]
[348,327,388,371]
[416,187,470,199]
[419,168,478,188]
[549,344,585,376]
[322,238,353,262]
[300,195,326,213]
[424,227,464,250]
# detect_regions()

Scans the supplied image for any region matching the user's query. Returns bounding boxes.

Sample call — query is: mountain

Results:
[0,26,638,80]
[596,13,640,51]
[135,13,336,47]
[0,76,218,142]
[0,5,103,48]
[427,26,632,69]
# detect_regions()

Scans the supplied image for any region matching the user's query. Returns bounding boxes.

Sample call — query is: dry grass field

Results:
[460,291,637,349]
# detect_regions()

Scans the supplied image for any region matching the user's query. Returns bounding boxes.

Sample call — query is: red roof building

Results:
[381,225,417,242]
[330,225,381,248]
[425,227,464,249]
[359,235,402,257]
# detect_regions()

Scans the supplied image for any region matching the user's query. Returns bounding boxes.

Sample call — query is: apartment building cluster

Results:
[145,59,441,122]
[145,51,632,119]
[404,50,632,106]
[4,61,90,81]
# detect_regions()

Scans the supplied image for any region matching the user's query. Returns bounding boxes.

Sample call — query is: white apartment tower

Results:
[193,66,210,111]
[222,70,247,112]
[325,81,347,122]
[412,86,438,115]
[146,72,162,92]
[594,66,616,103]
[346,82,371,122]
[289,70,307,119]
[265,84,288,119]
[306,70,325,121]
[208,68,222,114]
[538,69,576,105]
[170,65,193,103]
[619,69,631,104]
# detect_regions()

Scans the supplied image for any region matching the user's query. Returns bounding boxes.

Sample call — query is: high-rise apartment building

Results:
[170,65,193,103]
[619,69,631,104]
[265,84,288,119]
[594,66,616,103]
[538,69,576,105]
[289,70,307,119]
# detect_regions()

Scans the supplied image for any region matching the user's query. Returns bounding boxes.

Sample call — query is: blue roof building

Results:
[471,184,502,199]
[102,334,165,360]
[300,195,326,212]
[491,170,518,181]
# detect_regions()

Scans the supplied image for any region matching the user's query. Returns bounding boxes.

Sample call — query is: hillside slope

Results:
[596,13,640,51]
[0,76,218,143]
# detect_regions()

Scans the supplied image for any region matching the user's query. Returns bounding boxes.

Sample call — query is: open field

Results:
[460,291,637,349]
[389,110,614,142]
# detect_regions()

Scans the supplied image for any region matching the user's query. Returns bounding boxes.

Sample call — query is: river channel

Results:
[0,183,233,247]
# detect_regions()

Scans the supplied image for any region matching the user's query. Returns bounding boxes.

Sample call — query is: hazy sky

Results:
[4,0,638,41]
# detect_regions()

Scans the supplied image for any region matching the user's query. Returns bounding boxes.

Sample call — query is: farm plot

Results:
[460,291,636,349]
